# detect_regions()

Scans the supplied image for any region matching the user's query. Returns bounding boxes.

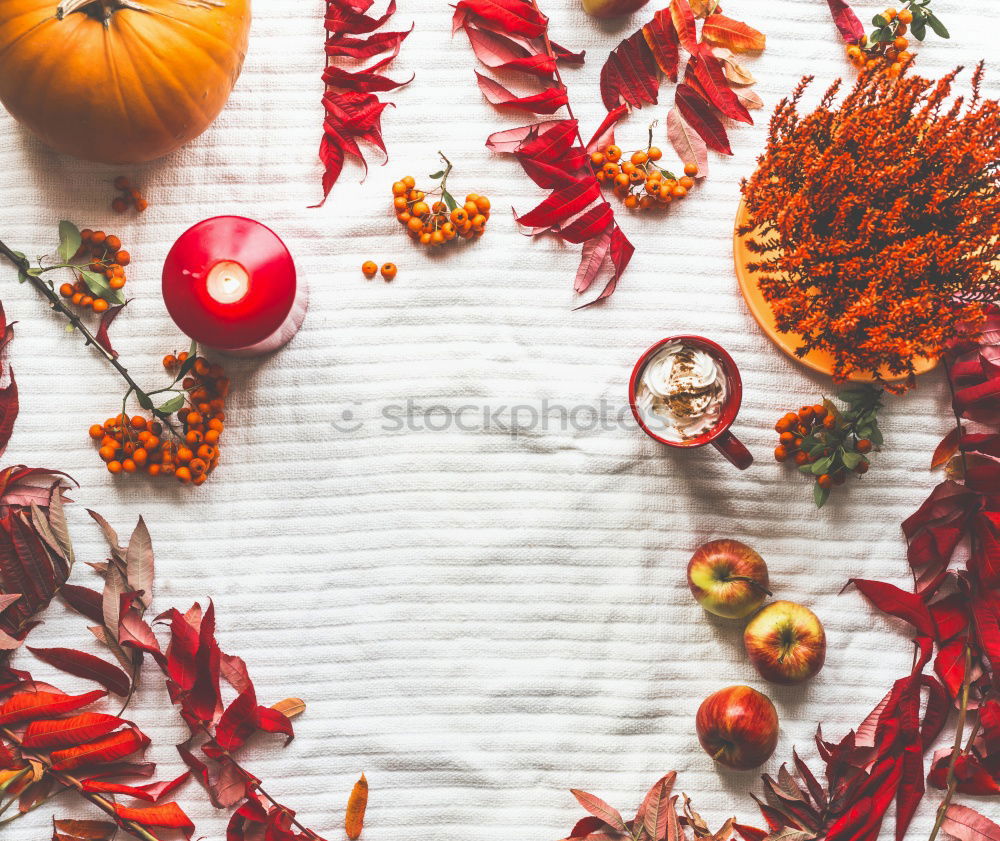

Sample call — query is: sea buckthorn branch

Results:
[0,726,166,841]
[0,233,183,440]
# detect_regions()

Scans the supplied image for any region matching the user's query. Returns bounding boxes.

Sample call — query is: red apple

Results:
[696,685,779,770]
[743,600,827,685]
[581,0,649,19]
[687,539,771,619]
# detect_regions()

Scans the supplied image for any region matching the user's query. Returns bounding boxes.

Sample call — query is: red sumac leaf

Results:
[51,819,117,841]
[666,105,709,177]
[825,0,866,44]
[82,772,189,804]
[941,804,1000,841]
[515,180,601,230]
[600,30,659,110]
[464,23,556,77]
[113,802,194,836]
[675,84,732,155]
[60,584,104,625]
[668,0,697,52]
[849,579,935,637]
[452,0,547,37]
[22,712,124,749]
[570,817,607,837]
[932,426,961,469]
[474,72,568,114]
[570,789,629,833]
[642,9,680,81]
[94,304,124,360]
[687,48,752,124]
[700,14,766,52]
[50,727,148,771]
[0,689,106,726]
[28,647,131,697]
[215,686,258,752]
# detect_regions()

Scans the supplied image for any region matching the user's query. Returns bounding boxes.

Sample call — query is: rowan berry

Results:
[683,162,699,177]
[60,283,75,298]
[898,8,912,23]
[779,431,796,446]
[631,150,648,165]
[817,474,833,489]
[856,438,873,453]
[381,263,397,281]
[175,467,192,484]
[474,196,490,213]
[671,185,687,199]
[92,299,110,313]
[679,176,695,190]
[794,451,809,466]
[623,195,638,209]
[605,144,622,162]
[647,146,662,161]
[71,293,84,306]
[107,460,123,474]
[91,231,107,245]
[774,445,789,462]
[402,176,416,188]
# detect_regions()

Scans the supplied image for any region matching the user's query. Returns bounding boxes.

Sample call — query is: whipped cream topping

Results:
[635,342,728,443]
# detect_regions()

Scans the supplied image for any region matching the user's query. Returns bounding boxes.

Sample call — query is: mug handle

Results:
[712,429,753,470]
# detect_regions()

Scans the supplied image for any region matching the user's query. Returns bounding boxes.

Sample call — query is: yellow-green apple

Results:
[687,539,771,619]
[695,685,779,770]
[581,0,650,19]
[743,600,826,684]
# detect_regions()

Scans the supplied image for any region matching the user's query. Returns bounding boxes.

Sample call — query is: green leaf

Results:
[798,464,815,476]
[157,394,185,414]
[176,346,198,381]
[57,221,81,263]
[136,392,154,411]
[870,427,884,446]
[442,189,458,211]
[428,170,445,180]
[811,455,834,475]
[814,483,831,509]
[872,13,888,26]
[842,451,862,469]
[926,11,949,38]
[81,270,126,306]
[26,267,43,277]
[11,250,27,263]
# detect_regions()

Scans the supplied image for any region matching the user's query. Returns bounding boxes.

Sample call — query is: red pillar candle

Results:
[162,216,307,357]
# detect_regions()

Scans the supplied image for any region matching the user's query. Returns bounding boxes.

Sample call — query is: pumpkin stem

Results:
[57,0,135,19]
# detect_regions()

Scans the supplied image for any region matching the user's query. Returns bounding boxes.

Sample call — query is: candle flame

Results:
[206,260,250,305]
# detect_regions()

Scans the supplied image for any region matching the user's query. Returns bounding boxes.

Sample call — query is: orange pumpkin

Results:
[0,0,251,164]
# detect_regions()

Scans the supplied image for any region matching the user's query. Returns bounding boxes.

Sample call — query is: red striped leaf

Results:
[474,72,568,114]
[675,83,732,154]
[669,0,697,52]
[50,727,148,771]
[0,689,106,726]
[824,0,865,44]
[28,647,131,697]
[700,14,766,52]
[687,48,752,124]
[82,771,190,803]
[452,0,547,37]
[642,10,680,81]
[600,30,660,110]
[22,712,124,749]
[570,789,629,833]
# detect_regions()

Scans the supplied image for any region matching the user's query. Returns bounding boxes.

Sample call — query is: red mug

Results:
[629,335,753,470]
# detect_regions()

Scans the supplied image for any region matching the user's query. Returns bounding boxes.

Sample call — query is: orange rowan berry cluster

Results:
[393,174,491,247]
[846,3,947,78]
[590,143,697,210]
[111,175,149,214]
[57,228,130,314]
[88,352,229,486]
[772,387,882,507]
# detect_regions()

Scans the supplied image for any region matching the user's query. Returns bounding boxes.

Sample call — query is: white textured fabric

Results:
[1,0,998,837]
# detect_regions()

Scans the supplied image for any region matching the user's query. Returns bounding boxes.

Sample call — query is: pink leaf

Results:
[825,0,866,44]
[570,790,629,833]
[666,106,709,177]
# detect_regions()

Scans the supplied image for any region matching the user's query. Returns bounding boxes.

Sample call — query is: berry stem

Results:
[0,236,182,440]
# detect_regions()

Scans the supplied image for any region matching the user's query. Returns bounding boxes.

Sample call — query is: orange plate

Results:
[733,199,938,383]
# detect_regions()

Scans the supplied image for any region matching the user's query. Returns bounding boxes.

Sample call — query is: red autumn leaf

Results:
[734,824,767,841]
[666,106,709,177]
[825,0,865,44]
[0,689,106,726]
[849,579,935,638]
[316,0,411,204]
[158,606,199,692]
[215,685,259,752]
[635,772,676,839]
[929,593,969,642]
[118,609,161,659]
[973,592,1000,671]
[28,647,131,697]
[515,180,602,231]
[934,636,970,697]
[452,0,547,38]
[600,30,660,110]
[570,789,629,834]
[114,802,194,837]
[642,9,680,82]
[254,705,295,744]
[51,819,117,841]
[22,712,125,750]
[931,426,961,468]
[700,14,766,52]
[973,511,1000,587]
[570,817,607,837]
[941,804,1000,841]
[0,303,17,458]
[124,516,153,610]
[464,24,556,77]
[687,48,752,124]
[50,726,149,771]
[585,104,629,155]
[60,584,104,625]
[82,771,190,803]
[669,0,697,52]
[94,304,124,360]
[929,752,1000,795]
[675,83,732,154]
[474,72,568,114]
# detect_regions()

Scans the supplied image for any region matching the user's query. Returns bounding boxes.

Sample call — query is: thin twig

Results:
[0,237,181,439]
[1,727,165,841]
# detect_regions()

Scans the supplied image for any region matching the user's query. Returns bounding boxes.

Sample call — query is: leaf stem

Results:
[1,727,165,841]
[926,642,974,841]
[0,236,182,440]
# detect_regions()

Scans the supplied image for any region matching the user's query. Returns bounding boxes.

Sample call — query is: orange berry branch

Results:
[0,224,230,486]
